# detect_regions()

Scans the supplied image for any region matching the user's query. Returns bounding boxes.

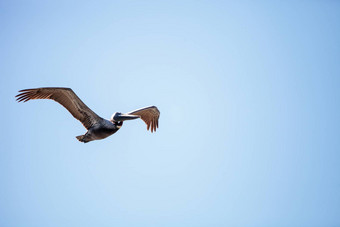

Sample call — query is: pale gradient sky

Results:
[1,1,340,226]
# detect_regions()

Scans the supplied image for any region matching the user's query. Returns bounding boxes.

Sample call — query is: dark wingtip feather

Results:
[16,97,24,102]
[16,94,25,102]
[18,88,35,93]
[16,94,30,102]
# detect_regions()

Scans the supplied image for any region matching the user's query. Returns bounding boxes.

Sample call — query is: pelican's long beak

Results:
[113,113,140,121]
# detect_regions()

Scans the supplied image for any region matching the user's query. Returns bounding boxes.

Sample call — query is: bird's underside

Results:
[16,87,160,143]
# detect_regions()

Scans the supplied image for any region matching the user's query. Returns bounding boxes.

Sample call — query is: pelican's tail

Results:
[76,135,89,143]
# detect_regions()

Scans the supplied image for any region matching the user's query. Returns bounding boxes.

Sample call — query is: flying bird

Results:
[16,87,160,143]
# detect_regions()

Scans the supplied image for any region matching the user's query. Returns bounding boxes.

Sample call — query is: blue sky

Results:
[1,1,340,226]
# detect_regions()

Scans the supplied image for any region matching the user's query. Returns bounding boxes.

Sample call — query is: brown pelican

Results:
[16,87,160,143]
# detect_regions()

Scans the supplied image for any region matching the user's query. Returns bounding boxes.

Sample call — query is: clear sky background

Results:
[1,1,340,226]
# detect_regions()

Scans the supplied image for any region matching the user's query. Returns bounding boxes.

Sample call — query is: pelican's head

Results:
[110,112,120,123]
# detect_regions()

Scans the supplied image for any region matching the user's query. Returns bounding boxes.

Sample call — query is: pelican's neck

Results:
[109,120,123,129]
[116,121,123,128]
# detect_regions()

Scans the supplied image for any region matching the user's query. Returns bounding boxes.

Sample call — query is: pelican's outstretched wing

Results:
[127,106,160,132]
[16,87,102,129]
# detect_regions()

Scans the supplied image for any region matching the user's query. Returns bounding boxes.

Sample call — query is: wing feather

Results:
[127,106,160,133]
[16,87,102,129]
